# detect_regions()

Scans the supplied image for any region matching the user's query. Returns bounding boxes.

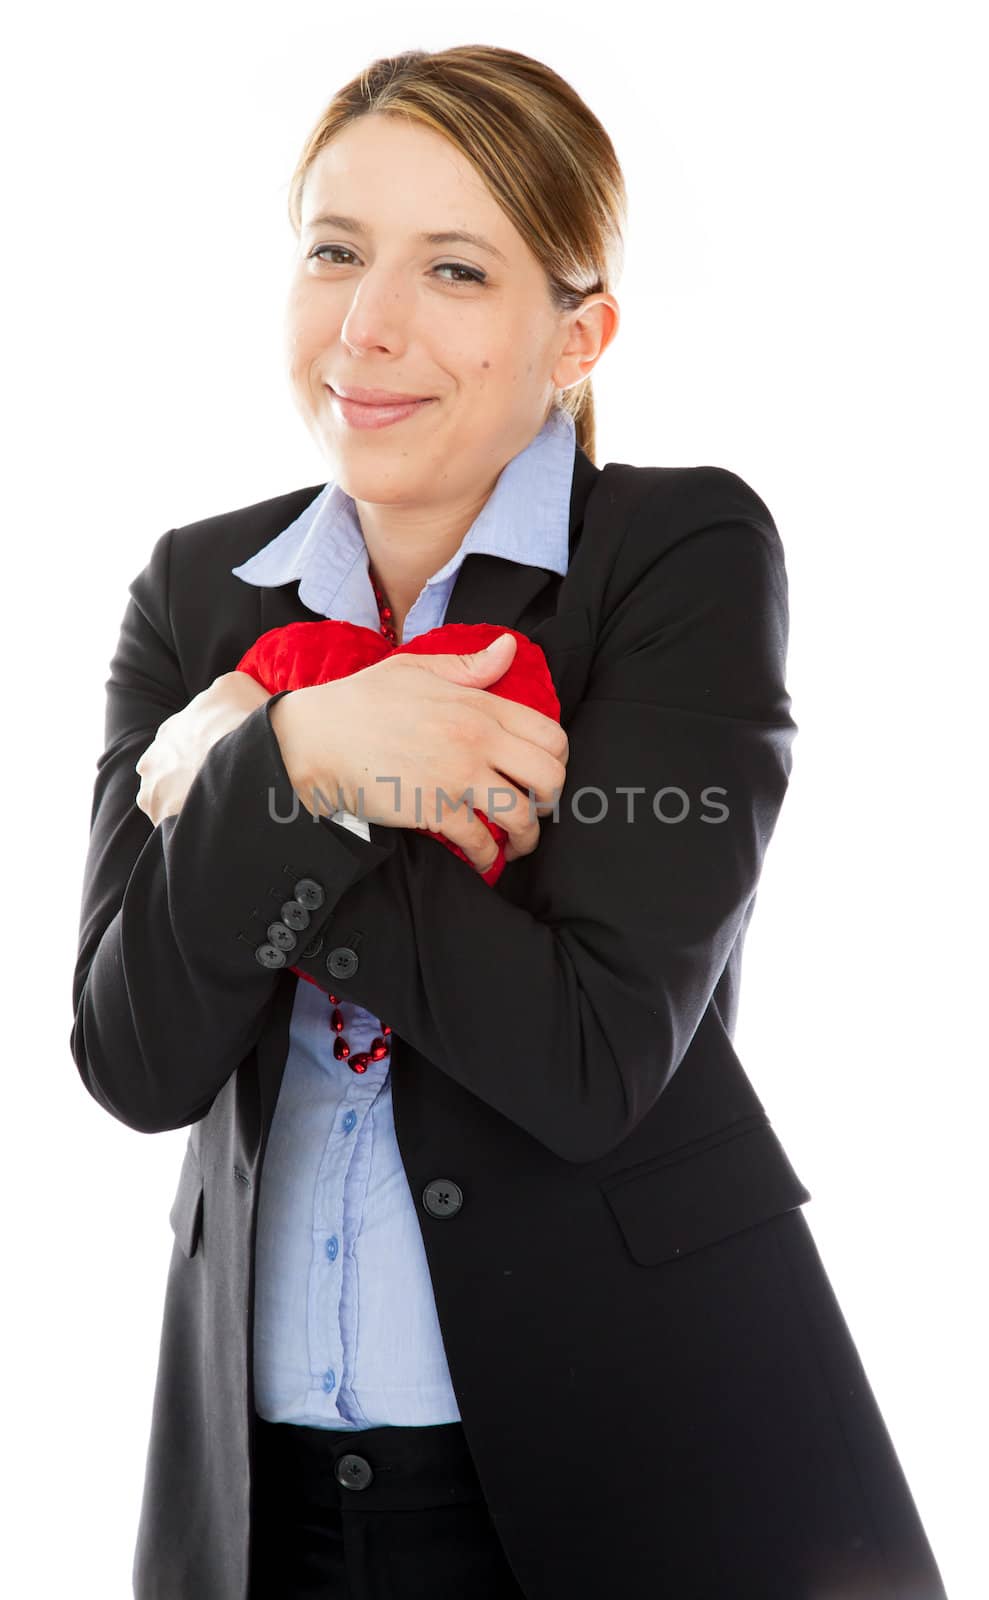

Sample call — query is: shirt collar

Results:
[231,405,576,618]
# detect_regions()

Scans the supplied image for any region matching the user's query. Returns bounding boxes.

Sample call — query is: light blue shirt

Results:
[233,405,576,1429]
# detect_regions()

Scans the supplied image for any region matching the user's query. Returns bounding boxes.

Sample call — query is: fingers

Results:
[481,725,569,819]
[429,765,549,870]
[409,713,569,869]
[434,806,513,875]
[464,684,569,764]
[385,649,569,765]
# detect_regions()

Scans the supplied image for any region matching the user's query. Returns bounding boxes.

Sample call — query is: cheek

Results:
[286,284,335,353]
[474,332,535,385]
[285,324,331,399]
[285,336,313,398]
[475,355,513,394]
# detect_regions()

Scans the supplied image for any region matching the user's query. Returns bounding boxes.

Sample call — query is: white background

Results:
[3,2,984,1595]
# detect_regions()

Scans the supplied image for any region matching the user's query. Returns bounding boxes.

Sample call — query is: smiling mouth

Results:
[328,385,434,406]
[326,386,436,430]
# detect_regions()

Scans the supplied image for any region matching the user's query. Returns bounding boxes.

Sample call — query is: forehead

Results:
[300,118,513,247]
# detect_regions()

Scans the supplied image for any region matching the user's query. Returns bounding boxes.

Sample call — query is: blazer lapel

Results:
[441,441,599,631]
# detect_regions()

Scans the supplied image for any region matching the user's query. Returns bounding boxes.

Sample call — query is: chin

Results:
[331,460,426,504]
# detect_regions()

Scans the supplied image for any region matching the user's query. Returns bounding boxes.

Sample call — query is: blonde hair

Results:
[287,44,627,464]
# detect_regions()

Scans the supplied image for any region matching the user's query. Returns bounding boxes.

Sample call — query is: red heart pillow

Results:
[235,619,560,893]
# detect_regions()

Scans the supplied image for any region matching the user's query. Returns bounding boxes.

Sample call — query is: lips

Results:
[328,386,435,431]
[330,384,432,405]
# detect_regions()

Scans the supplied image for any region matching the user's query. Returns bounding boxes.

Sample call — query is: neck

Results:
[357,480,496,640]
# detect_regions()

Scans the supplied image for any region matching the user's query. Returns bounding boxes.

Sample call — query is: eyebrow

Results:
[300,212,509,265]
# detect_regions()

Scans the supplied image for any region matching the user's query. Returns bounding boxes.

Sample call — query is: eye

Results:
[308,246,485,286]
[434,262,486,285]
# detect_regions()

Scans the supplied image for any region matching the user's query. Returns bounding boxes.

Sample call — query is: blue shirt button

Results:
[325,1235,339,1261]
[322,1368,336,1393]
[342,1109,357,1133]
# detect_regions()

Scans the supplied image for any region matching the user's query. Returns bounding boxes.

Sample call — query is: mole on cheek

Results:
[481,360,490,370]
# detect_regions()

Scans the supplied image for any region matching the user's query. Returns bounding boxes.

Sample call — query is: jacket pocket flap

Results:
[168,1142,204,1259]
[601,1122,811,1266]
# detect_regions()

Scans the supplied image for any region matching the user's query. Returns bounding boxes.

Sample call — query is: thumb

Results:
[424,632,517,683]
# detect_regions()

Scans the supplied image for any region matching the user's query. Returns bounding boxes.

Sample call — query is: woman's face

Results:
[285,113,603,507]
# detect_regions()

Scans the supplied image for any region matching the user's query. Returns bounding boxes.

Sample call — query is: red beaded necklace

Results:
[325,566,398,1075]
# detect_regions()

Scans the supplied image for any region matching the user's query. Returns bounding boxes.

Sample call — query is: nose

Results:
[340,267,413,356]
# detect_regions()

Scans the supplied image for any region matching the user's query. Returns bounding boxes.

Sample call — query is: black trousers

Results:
[249,1413,527,1599]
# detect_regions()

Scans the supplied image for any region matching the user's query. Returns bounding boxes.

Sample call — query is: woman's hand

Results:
[135,670,272,827]
[269,634,569,873]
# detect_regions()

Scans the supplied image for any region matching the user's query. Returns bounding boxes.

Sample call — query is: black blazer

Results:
[71,445,947,1598]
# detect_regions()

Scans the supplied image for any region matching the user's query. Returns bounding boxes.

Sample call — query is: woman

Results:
[71,44,949,1600]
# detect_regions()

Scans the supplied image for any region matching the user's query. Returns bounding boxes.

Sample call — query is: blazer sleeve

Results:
[284,467,798,1164]
[69,525,401,1134]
